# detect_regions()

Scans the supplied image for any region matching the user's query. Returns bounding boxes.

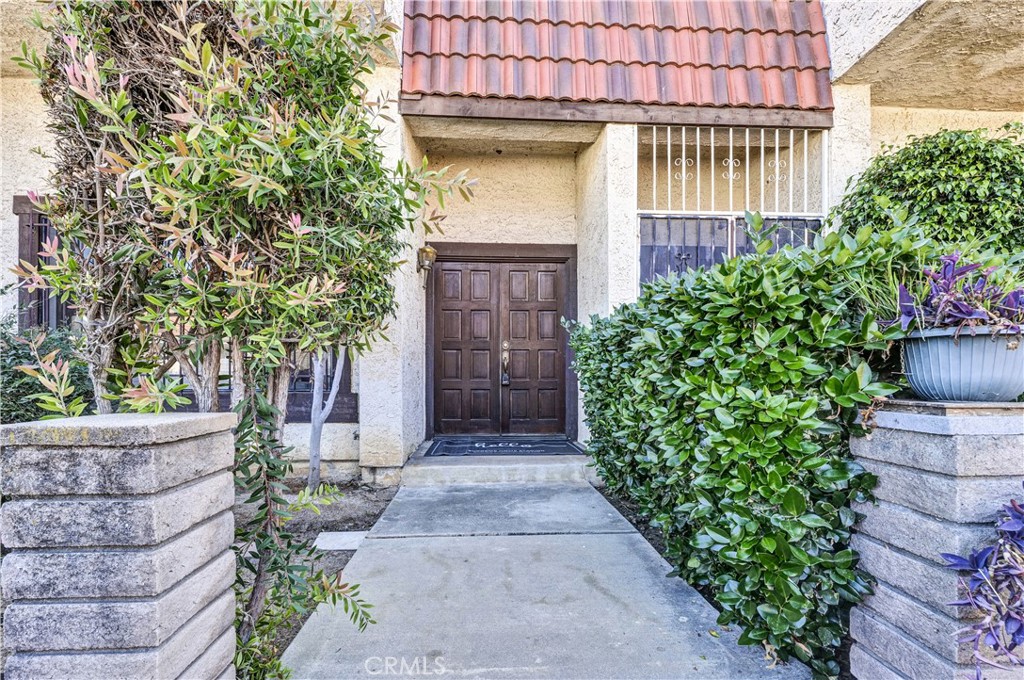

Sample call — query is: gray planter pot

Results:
[902,327,1024,402]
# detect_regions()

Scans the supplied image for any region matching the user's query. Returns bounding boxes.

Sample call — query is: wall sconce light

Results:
[416,245,437,288]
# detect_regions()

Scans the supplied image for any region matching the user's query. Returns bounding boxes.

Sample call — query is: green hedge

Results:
[569,217,930,677]
[832,125,1024,254]
[0,316,93,424]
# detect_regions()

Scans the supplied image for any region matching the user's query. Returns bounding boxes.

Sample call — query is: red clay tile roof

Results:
[401,0,833,116]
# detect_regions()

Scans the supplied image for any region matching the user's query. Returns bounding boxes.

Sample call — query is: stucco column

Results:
[575,123,638,440]
[357,67,426,483]
[0,413,237,679]
[604,124,639,310]
[356,238,425,483]
[827,83,873,210]
[848,400,1024,679]
[576,123,638,321]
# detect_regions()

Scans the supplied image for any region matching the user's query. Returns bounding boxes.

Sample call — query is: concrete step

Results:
[401,453,600,486]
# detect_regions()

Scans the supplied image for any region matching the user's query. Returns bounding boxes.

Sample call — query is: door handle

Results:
[501,346,510,386]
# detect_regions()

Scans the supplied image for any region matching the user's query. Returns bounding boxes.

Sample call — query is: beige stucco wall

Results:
[828,83,874,208]
[821,0,925,80]
[0,76,51,315]
[871,106,1024,151]
[576,135,610,323]
[355,64,430,479]
[574,123,637,442]
[833,1,1024,112]
[829,84,1024,210]
[576,124,638,320]
[424,150,577,244]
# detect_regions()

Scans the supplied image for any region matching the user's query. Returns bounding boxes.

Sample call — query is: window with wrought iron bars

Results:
[168,347,358,423]
[636,126,829,283]
[14,197,73,332]
[11,196,357,423]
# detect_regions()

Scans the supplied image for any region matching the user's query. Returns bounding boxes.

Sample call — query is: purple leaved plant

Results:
[941,484,1024,680]
[895,252,1024,334]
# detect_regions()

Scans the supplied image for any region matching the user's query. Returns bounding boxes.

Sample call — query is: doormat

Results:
[424,436,584,457]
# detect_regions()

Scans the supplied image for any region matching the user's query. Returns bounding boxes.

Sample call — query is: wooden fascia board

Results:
[400,95,834,129]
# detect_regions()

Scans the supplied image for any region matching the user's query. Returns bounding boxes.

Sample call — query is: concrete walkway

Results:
[282,483,810,679]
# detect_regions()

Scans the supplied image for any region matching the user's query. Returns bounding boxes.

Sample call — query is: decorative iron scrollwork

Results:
[721,157,740,181]
[673,156,695,182]
[767,158,788,184]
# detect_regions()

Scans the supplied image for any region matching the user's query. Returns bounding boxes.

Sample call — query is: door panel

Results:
[433,259,567,435]
[499,262,566,434]
[434,262,501,434]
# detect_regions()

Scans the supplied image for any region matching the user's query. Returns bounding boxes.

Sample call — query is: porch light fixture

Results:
[416,245,437,288]
[416,245,437,273]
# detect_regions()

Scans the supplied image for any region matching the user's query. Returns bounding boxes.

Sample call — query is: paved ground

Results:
[282,483,810,679]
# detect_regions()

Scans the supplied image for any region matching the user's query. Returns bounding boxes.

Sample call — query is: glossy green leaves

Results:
[569,220,908,678]
[833,125,1024,255]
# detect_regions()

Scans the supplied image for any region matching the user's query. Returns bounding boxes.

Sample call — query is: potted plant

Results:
[893,253,1024,401]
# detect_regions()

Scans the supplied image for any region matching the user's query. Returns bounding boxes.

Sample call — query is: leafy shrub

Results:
[0,315,93,423]
[942,484,1024,676]
[832,126,1024,254]
[17,2,468,677]
[569,215,938,677]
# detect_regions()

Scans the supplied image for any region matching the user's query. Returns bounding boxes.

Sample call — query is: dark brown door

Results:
[434,262,501,434]
[433,260,566,435]
[499,262,565,433]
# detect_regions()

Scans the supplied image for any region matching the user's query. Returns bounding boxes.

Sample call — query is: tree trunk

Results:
[239,356,293,643]
[307,346,346,491]
[88,363,113,414]
[266,359,292,438]
[229,338,247,409]
[83,319,116,414]
[162,331,222,413]
[308,351,326,491]
[194,339,222,413]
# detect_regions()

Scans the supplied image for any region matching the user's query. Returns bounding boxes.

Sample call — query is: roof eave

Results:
[399,94,834,129]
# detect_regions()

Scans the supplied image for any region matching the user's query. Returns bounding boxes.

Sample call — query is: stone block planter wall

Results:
[0,413,238,679]
[849,400,1024,680]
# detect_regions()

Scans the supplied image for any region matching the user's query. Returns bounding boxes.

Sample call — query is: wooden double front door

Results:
[433,259,568,435]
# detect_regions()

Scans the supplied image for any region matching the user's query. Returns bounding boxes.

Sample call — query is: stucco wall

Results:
[424,150,577,245]
[871,106,1024,151]
[573,123,637,442]
[575,124,637,319]
[821,0,924,80]
[576,134,609,323]
[355,65,430,478]
[830,88,1024,209]
[1,76,51,315]
[833,0,1024,112]
[828,83,874,208]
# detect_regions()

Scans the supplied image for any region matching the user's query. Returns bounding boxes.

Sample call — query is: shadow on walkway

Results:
[282,483,810,680]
